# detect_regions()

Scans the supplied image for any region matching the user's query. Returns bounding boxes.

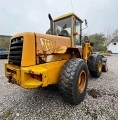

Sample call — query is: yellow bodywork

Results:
[5,32,72,88]
[82,42,93,62]
[5,34,92,89]
[5,60,67,88]
[10,32,36,67]
[5,13,93,89]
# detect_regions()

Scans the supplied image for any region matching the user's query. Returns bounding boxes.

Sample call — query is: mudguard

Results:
[101,55,108,72]
[88,52,107,72]
[101,55,107,63]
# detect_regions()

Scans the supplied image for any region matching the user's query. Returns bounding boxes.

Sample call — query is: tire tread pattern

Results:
[58,58,88,104]
[89,55,102,78]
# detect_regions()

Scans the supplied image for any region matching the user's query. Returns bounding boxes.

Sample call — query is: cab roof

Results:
[54,12,83,22]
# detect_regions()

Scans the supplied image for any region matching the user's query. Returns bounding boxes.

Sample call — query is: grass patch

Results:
[0,108,14,120]
[99,106,105,115]
[100,51,111,56]
[61,114,67,120]
[108,113,116,120]
[61,113,71,120]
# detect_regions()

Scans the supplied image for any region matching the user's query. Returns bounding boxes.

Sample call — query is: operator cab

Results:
[53,13,83,46]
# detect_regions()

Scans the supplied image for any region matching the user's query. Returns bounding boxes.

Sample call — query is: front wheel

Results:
[58,58,88,105]
[89,55,102,78]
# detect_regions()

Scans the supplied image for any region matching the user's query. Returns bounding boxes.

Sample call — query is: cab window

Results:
[74,19,81,45]
[54,17,71,37]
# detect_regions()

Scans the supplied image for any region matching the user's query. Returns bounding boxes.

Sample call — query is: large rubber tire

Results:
[89,55,102,78]
[58,58,88,105]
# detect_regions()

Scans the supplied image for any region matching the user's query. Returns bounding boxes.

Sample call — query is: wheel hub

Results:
[78,70,86,93]
[98,61,102,72]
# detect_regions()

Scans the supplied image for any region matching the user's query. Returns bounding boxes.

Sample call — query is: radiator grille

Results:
[9,37,23,66]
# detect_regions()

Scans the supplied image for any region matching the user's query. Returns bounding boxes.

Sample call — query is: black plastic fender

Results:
[101,55,108,72]
[101,55,107,64]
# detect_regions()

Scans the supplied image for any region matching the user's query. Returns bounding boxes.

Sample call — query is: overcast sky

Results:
[0,0,118,36]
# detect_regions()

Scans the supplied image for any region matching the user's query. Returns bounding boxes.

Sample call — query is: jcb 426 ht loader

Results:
[5,13,108,104]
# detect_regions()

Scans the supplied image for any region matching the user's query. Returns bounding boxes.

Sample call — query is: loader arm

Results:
[82,41,93,61]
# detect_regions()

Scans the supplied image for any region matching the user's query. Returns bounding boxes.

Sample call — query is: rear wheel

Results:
[58,58,88,105]
[89,55,102,78]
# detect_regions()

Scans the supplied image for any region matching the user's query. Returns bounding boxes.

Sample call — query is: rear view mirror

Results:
[85,19,88,27]
[82,19,88,30]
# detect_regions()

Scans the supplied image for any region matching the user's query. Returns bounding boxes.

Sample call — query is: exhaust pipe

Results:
[48,14,53,35]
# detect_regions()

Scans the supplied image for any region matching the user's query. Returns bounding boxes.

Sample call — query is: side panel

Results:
[36,33,71,55]
[45,60,67,85]
[21,33,36,66]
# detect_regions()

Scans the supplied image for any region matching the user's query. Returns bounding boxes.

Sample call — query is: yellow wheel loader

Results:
[5,13,108,104]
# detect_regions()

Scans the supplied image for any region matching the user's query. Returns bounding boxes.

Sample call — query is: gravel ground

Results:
[0,55,118,120]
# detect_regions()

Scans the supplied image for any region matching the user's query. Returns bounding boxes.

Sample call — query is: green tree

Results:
[88,33,107,51]
[0,35,12,49]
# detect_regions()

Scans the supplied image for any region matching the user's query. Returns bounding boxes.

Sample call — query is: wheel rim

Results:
[98,61,102,72]
[78,70,86,93]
